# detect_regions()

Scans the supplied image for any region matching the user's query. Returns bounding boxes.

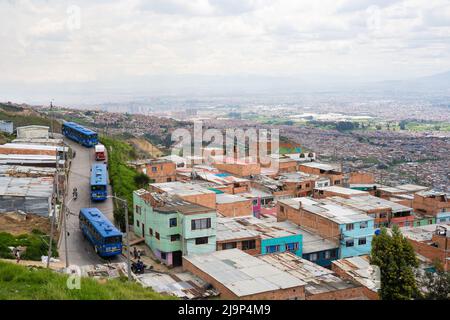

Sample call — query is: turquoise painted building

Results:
[260,234,302,256]
[278,198,375,260]
[338,218,375,259]
[133,189,217,267]
[436,211,450,224]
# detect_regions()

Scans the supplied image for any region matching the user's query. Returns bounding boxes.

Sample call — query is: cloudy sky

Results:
[1,0,450,104]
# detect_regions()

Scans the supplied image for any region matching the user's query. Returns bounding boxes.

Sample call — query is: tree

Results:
[418,261,450,300]
[370,225,421,300]
[134,172,150,188]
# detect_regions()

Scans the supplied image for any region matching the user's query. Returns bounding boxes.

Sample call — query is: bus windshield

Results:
[104,236,122,244]
[91,185,106,191]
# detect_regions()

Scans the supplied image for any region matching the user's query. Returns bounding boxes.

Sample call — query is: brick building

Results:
[182,249,306,300]
[129,159,176,183]
[277,197,375,259]
[400,224,449,271]
[413,191,449,217]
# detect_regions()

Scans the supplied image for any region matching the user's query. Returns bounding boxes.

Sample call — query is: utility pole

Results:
[123,199,131,281]
[50,101,54,137]
[47,149,59,268]
[109,195,132,281]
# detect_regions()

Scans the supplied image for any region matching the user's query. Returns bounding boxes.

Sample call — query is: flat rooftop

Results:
[216,217,260,242]
[0,176,54,198]
[216,193,250,204]
[150,181,216,197]
[137,271,219,299]
[258,252,362,297]
[135,189,214,216]
[299,162,341,172]
[279,197,373,224]
[328,195,412,213]
[267,220,338,253]
[400,224,449,242]
[395,184,430,193]
[314,186,369,196]
[183,249,306,297]
[331,255,380,292]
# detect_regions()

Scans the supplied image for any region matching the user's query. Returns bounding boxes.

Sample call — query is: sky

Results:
[1,0,450,104]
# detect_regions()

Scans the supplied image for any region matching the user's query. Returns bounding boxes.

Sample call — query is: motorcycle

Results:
[131,260,146,274]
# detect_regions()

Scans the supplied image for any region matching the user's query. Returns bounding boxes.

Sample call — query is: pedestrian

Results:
[137,249,141,260]
[16,250,21,263]
[133,247,138,260]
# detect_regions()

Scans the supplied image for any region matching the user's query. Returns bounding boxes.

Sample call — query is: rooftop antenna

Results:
[50,100,54,137]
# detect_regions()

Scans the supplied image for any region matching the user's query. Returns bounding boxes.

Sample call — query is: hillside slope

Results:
[0,261,173,300]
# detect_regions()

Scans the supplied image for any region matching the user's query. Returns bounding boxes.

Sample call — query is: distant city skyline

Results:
[1,0,450,105]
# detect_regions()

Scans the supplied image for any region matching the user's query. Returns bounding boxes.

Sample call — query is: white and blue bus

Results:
[79,208,122,257]
[90,163,108,201]
[62,121,98,147]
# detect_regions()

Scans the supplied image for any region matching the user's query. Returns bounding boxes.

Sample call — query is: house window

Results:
[222,242,237,250]
[155,232,160,240]
[280,206,285,213]
[242,240,256,250]
[151,166,157,172]
[170,234,180,242]
[345,239,354,247]
[346,223,354,231]
[149,228,153,236]
[360,221,368,229]
[285,242,299,252]
[335,180,341,185]
[169,218,177,227]
[310,253,318,261]
[330,250,337,258]
[306,183,310,188]
[135,205,141,215]
[266,245,280,254]
[161,252,167,260]
[136,220,140,227]
[195,237,209,245]
[358,237,367,245]
[324,250,331,259]
[191,218,212,230]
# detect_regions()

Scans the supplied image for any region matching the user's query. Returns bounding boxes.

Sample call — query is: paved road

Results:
[58,138,122,267]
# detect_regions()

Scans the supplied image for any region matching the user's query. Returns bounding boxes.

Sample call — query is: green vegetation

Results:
[0,230,58,261]
[0,260,173,300]
[100,136,148,230]
[0,105,61,132]
[418,261,450,300]
[370,226,420,300]
[143,132,173,149]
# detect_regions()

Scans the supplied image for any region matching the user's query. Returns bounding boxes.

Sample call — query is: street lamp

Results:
[106,195,132,282]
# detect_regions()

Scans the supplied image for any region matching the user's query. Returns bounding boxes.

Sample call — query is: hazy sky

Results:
[1,0,450,104]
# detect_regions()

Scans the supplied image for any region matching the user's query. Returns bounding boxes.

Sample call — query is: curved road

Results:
[58,138,122,267]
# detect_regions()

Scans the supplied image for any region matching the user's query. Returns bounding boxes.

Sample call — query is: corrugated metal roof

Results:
[184,249,306,297]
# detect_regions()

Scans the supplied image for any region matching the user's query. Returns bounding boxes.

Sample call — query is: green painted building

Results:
[133,189,217,267]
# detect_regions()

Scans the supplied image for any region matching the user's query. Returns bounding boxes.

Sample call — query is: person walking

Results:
[133,247,138,260]
[15,249,21,263]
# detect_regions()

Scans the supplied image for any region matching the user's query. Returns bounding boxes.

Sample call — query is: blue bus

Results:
[62,121,98,147]
[90,163,108,201]
[79,208,122,257]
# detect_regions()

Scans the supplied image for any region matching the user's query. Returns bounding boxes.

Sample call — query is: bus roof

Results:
[63,121,97,136]
[95,144,105,152]
[90,163,108,186]
[80,208,122,238]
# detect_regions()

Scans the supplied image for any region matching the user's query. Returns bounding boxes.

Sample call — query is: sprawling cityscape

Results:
[0,0,449,311]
